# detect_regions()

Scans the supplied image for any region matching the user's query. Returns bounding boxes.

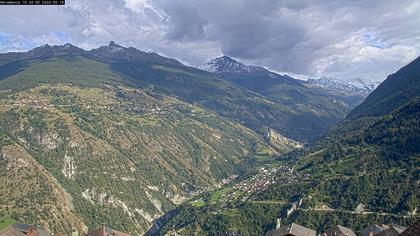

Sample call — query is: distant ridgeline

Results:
[0,42,355,142]
[153,56,420,235]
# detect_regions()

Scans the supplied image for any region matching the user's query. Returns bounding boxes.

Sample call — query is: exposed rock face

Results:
[135,208,155,223]
[197,56,266,73]
[265,128,302,153]
[62,154,76,179]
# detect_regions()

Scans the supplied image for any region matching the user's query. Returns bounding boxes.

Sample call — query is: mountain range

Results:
[0,42,359,235]
[0,43,266,234]
[198,56,372,110]
[0,43,359,143]
[0,42,416,236]
[304,77,380,108]
[306,77,379,95]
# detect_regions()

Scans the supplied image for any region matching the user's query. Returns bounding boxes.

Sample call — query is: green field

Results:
[220,209,241,217]
[0,217,15,230]
[210,188,231,204]
[190,199,206,207]
[255,146,274,162]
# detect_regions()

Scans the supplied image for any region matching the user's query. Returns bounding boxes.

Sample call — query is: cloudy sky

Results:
[0,0,419,82]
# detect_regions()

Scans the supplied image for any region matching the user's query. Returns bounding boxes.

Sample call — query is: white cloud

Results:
[123,0,151,13]
[0,0,419,82]
[81,22,113,39]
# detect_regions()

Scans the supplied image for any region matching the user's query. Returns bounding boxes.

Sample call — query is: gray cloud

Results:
[0,0,419,82]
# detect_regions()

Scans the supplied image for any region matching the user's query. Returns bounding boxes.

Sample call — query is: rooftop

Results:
[266,223,316,236]
[323,225,356,236]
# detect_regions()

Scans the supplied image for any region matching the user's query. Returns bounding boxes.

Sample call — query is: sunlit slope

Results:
[0,57,275,234]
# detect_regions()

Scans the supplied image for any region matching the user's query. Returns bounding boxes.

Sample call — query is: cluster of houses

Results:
[208,165,302,206]
[265,219,420,236]
[121,105,164,116]
[233,165,303,200]
[9,94,167,116]
[9,97,50,110]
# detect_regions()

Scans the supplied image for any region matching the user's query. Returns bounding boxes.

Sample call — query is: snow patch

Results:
[307,77,379,94]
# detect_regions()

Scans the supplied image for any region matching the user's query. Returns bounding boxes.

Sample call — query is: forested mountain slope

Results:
[155,56,420,236]
[198,56,350,141]
[0,42,383,235]
[0,43,349,142]
[0,55,281,235]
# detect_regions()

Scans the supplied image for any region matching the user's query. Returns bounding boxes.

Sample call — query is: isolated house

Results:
[266,223,316,236]
[323,225,356,236]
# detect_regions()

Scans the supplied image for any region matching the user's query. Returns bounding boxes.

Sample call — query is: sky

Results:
[0,0,419,82]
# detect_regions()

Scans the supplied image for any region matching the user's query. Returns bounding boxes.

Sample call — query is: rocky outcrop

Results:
[265,128,303,153]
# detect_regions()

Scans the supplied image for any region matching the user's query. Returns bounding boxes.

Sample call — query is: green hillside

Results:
[196,57,350,141]
[0,54,299,235]
[0,82,271,234]
[108,60,347,142]
[155,57,420,235]
[0,43,350,142]
[0,43,405,235]
[0,57,127,90]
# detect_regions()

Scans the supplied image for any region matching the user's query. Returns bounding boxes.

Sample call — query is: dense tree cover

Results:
[155,96,420,235]
[0,84,267,235]
[1,43,419,235]
[0,46,349,142]
[156,203,286,236]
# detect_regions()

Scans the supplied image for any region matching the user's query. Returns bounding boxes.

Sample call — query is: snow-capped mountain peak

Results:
[197,56,265,73]
[352,78,380,93]
[306,77,380,94]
